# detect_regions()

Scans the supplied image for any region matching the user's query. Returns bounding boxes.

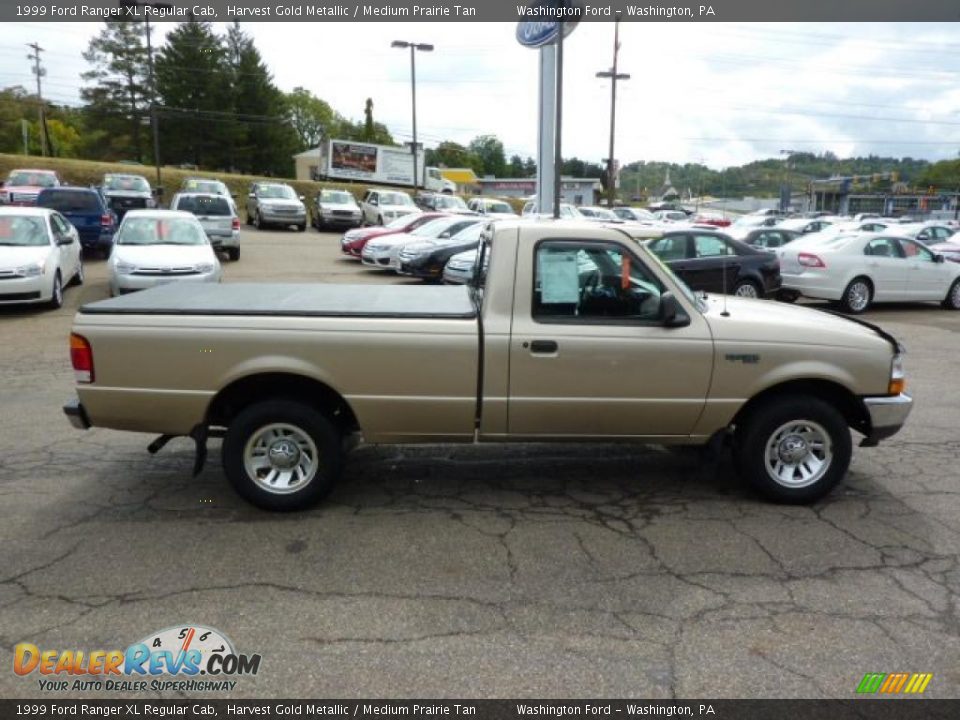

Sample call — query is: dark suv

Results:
[36,187,116,257]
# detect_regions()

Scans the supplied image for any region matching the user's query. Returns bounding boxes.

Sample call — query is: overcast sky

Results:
[3,21,960,168]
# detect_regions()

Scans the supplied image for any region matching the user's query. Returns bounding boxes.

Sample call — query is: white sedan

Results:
[779,232,960,313]
[108,210,222,296]
[0,206,83,309]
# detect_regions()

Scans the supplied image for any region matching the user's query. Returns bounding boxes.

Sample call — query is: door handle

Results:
[527,340,558,354]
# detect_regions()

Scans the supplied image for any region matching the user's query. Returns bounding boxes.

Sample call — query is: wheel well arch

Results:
[206,372,360,433]
[732,378,869,436]
[846,274,874,293]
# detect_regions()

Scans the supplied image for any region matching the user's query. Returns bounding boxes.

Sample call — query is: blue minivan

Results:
[36,187,116,256]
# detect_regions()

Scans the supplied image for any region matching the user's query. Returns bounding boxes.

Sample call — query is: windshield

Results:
[104,175,150,192]
[320,191,356,205]
[449,222,485,244]
[7,171,57,188]
[434,196,467,210]
[183,179,226,194]
[0,216,48,246]
[37,190,100,213]
[487,202,512,214]
[117,217,208,246]
[380,192,414,206]
[412,217,460,237]
[175,195,231,217]
[257,185,297,200]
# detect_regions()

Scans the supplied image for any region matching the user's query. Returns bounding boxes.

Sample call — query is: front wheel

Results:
[72,261,84,286]
[297,223,306,232]
[227,247,240,261]
[943,279,960,310]
[840,277,872,314]
[734,395,851,504]
[48,272,63,309]
[253,211,263,230]
[222,400,343,511]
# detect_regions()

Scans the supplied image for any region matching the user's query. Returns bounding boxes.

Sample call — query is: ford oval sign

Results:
[516,1,580,48]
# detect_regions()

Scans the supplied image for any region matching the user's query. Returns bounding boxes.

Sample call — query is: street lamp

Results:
[596,18,629,206]
[391,40,433,193]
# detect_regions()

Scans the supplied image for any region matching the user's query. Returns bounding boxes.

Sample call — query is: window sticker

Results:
[539,250,580,304]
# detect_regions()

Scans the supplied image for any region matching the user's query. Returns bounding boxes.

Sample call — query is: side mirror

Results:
[299,195,305,201]
[57,234,73,246]
[660,291,691,328]
[935,253,945,263]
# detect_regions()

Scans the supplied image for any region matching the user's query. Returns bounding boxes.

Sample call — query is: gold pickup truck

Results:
[63,220,912,511]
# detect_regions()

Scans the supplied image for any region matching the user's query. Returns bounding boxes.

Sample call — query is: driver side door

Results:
[50,212,80,279]
[507,238,714,438]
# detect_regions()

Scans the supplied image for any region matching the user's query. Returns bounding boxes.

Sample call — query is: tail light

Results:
[798,252,826,268]
[100,214,113,228]
[232,218,240,231]
[70,333,94,383]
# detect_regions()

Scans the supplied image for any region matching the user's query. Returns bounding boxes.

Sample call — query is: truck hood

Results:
[700,296,895,352]
[3,185,45,195]
[0,245,53,269]
[113,244,216,267]
[103,190,152,199]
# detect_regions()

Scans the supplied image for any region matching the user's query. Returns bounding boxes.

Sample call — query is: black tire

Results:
[245,213,252,226]
[840,277,872,314]
[943,279,960,310]
[732,279,761,299]
[776,289,799,303]
[227,247,240,261]
[48,272,63,310]
[377,215,384,226]
[733,395,851,504]
[72,261,84,286]
[253,211,263,230]
[222,400,343,512]
[297,223,306,232]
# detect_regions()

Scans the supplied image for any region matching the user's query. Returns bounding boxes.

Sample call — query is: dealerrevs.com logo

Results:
[14,625,261,693]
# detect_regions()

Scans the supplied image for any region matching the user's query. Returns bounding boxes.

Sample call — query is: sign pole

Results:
[536,45,556,216]
[553,25,564,219]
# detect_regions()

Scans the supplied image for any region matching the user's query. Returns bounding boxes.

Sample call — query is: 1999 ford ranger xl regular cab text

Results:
[63,220,912,510]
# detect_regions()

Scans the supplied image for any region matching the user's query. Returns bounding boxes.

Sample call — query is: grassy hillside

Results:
[0,153,526,213]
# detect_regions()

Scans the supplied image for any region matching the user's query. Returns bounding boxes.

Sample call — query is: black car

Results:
[738,228,800,250]
[398,223,485,280]
[646,230,781,298]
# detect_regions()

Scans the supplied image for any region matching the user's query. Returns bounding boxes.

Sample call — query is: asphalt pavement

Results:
[0,226,958,699]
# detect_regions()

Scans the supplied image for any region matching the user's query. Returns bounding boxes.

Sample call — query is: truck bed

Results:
[80,283,477,319]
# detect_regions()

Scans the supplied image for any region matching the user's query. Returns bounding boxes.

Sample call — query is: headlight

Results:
[195,263,216,274]
[889,352,906,395]
[15,262,43,277]
[115,261,136,275]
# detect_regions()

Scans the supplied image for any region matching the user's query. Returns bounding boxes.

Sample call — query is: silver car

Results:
[169,192,241,261]
[313,189,362,231]
[245,182,307,232]
[108,210,222,296]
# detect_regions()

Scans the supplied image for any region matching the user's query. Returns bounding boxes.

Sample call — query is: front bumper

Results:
[111,270,221,294]
[261,209,306,225]
[0,274,47,304]
[319,214,362,228]
[63,398,91,430]
[361,250,394,268]
[861,393,913,446]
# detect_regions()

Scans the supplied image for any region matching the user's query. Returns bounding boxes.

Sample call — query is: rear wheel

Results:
[840,277,872,314]
[734,395,850,504]
[733,279,761,299]
[222,400,343,512]
[943,279,960,310]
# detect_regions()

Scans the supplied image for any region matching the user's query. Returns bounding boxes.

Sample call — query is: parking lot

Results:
[1,225,959,699]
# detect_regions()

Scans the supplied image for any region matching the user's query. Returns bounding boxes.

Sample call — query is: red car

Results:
[340,212,446,257]
[693,212,731,228]
[1,169,61,206]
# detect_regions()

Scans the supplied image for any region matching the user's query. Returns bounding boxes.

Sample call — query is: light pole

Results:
[391,40,433,193]
[596,18,629,206]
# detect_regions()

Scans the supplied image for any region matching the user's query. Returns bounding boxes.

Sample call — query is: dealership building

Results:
[475,177,602,205]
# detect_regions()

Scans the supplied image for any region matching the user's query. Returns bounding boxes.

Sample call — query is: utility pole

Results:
[596,17,630,206]
[26,42,47,157]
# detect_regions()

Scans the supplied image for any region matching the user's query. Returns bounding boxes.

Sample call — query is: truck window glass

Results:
[533,241,666,323]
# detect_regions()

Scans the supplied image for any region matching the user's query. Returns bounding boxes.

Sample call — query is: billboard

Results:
[325,140,424,187]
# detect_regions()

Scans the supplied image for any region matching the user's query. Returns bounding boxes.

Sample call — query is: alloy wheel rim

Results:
[243,423,319,495]
[848,282,869,311]
[763,419,833,488]
[735,283,759,298]
[952,283,960,307]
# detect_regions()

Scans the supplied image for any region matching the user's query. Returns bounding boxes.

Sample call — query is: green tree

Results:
[426,140,477,169]
[337,99,394,145]
[468,134,507,177]
[155,21,233,169]
[226,23,297,175]
[285,86,337,150]
[80,20,150,162]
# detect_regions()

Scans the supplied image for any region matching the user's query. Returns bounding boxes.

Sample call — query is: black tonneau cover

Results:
[79,283,477,319]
